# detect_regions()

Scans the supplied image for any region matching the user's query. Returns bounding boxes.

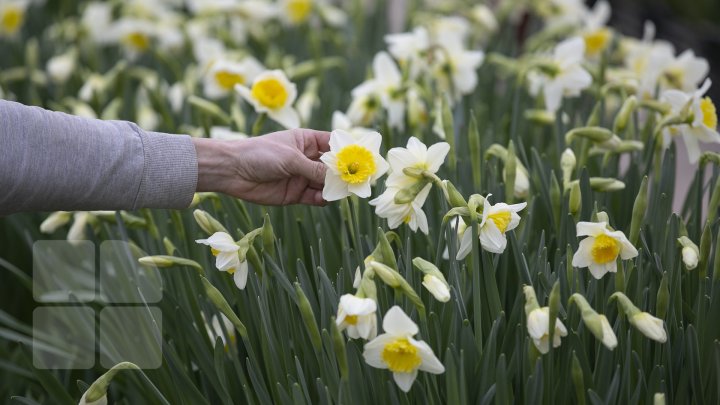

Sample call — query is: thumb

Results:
[292,155,327,185]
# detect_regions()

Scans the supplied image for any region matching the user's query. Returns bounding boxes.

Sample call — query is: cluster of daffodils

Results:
[341,12,489,131]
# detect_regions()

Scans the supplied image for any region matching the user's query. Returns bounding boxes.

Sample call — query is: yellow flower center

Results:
[336,145,376,184]
[487,211,512,233]
[1,6,22,34]
[211,248,220,256]
[381,338,422,373]
[344,315,358,325]
[403,215,412,224]
[583,28,611,55]
[591,234,620,264]
[215,71,245,90]
[701,97,717,130]
[286,0,312,23]
[251,77,289,109]
[664,67,684,89]
[124,32,150,51]
[226,267,236,275]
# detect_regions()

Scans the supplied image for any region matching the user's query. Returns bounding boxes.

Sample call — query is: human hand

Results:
[193,129,330,206]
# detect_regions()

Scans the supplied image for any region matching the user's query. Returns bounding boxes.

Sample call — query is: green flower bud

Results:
[201,277,248,338]
[565,126,614,144]
[613,95,637,134]
[138,255,203,271]
[569,182,582,216]
[193,209,229,235]
[294,282,322,352]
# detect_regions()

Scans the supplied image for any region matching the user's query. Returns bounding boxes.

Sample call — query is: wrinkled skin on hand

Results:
[194,128,330,206]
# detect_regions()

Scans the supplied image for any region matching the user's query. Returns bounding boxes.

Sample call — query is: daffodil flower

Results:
[0,0,29,37]
[526,307,568,354]
[385,137,450,189]
[580,0,612,57]
[350,52,406,130]
[204,58,263,99]
[661,49,709,92]
[336,294,377,340]
[571,221,638,279]
[196,232,249,289]
[363,306,444,392]
[527,36,593,113]
[320,129,389,200]
[235,70,300,129]
[660,79,720,164]
[369,184,432,234]
[456,195,527,259]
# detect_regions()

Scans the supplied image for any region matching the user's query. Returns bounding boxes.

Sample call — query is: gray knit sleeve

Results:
[0,99,198,215]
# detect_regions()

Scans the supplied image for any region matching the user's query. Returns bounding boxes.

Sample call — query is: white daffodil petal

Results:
[411,338,445,374]
[393,370,418,393]
[382,306,419,336]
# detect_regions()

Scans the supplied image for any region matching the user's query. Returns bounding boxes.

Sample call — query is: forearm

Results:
[0,100,198,215]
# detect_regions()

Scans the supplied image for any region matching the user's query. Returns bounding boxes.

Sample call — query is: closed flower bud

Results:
[193,209,229,235]
[40,211,72,233]
[677,236,699,270]
[565,126,615,144]
[561,148,576,185]
[630,312,667,343]
[422,274,450,302]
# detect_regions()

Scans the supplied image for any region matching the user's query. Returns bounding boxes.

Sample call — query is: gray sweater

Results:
[0,99,198,215]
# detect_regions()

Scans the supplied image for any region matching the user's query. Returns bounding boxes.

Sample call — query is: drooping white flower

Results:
[526,307,568,354]
[630,312,667,343]
[598,315,618,349]
[235,70,300,129]
[456,195,527,259]
[369,184,432,234]
[363,306,445,392]
[527,37,593,113]
[320,129,389,201]
[336,294,377,340]
[203,58,263,99]
[660,79,720,164]
[572,221,638,279]
[196,232,249,289]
